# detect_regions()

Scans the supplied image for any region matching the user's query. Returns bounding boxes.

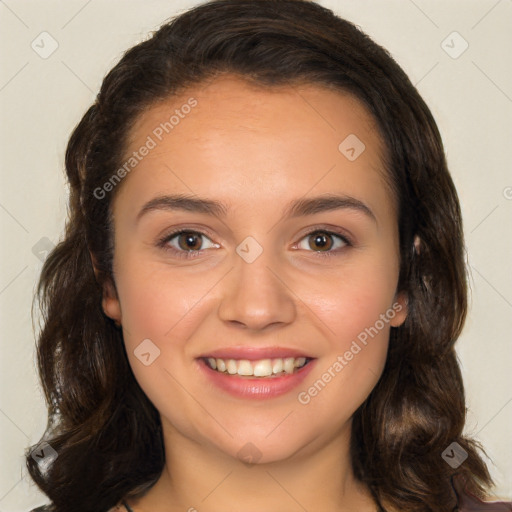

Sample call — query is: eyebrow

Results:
[136,193,376,223]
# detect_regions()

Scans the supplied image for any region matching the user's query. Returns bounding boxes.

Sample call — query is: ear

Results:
[389,235,420,328]
[390,290,408,327]
[413,234,421,255]
[89,251,122,325]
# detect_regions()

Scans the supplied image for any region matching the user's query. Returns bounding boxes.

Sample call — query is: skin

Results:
[101,75,407,512]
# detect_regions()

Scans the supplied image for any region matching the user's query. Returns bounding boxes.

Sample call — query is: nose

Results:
[217,248,296,331]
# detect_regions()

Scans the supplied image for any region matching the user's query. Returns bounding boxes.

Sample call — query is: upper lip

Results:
[198,346,315,361]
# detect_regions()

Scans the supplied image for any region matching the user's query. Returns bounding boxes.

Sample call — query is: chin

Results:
[213,430,312,467]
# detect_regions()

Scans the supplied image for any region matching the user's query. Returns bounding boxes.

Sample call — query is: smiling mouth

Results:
[201,356,314,378]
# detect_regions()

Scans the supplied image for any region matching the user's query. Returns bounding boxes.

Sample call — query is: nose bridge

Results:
[217,235,296,330]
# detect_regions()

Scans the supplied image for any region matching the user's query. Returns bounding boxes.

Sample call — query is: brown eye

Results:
[161,230,219,256]
[308,232,334,251]
[177,232,204,251]
[296,230,349,254]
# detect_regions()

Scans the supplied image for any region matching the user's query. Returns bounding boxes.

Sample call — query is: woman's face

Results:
[103,75,407,464]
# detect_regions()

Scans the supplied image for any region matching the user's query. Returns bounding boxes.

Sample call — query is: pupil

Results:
[181,233,200,250]
[312,233,331,251]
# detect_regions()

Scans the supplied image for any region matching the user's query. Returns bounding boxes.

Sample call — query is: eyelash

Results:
[156,227,352,260]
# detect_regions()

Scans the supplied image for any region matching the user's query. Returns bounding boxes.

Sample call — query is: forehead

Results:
[115,75,394,220]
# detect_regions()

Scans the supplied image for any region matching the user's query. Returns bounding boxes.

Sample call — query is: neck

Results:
[128,417,379,512]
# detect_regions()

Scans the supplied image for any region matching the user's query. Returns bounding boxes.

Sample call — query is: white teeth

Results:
[237,360,253,376]
[272,358,283,374]
[283,357,295,374]
[253,359,273,377]
[226,359,238,375]
[295,357,306,367]
[205,356,309,377]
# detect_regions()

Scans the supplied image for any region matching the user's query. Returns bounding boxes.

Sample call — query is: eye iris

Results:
[178,232,202,251]
[310,232,332,251]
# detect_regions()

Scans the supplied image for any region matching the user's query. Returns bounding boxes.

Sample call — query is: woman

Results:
[26,1,512,511]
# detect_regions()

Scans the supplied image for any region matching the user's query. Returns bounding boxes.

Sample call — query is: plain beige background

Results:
[1,0,511,510]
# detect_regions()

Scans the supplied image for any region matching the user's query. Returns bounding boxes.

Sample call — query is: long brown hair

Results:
[26,1,494,510]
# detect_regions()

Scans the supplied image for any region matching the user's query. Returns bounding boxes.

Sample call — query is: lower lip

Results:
[196,358,316,400]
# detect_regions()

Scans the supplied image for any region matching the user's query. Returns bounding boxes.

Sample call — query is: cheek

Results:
[114,258,212,432]
[294,287,393,431]
[302,261,397,396]
[114,255,221,401]
[115,255,208,342]
[312,259,399,346]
